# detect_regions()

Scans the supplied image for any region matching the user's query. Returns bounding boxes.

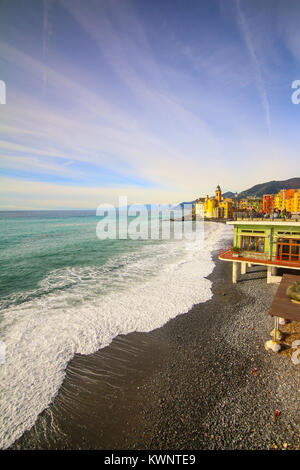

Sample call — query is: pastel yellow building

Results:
[204,196,217,218]
[194,185,234,220]
[201,186,234,219]
[238,197,263,212]
[274,191,283,210]
[293,190,300,212]
[284,189,300,213]
[219,198,234,219]
[274,189,295,210]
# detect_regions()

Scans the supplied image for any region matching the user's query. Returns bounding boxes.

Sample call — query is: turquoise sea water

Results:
[0,210,160,306]
[0,210,232,449]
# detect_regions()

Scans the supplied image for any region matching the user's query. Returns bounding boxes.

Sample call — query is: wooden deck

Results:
[219,250,300,270]
[269,274,300,322]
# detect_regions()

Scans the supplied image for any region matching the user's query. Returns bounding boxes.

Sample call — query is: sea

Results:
[0,210,233,449]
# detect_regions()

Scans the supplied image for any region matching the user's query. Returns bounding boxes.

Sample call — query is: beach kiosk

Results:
[219,220,300,353]
[219,220,300,284]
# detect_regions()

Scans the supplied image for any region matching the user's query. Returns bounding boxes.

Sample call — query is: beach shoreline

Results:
[11,250,300,450]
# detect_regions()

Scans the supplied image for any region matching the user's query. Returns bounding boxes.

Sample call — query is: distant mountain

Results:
[173,200,197,210]
[237,177,300,199]
[222,191,236,199]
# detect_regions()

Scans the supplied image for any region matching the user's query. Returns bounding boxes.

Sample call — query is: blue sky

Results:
[0,0,299,209]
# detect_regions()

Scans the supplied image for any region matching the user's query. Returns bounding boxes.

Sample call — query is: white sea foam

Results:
[0,222,233,449]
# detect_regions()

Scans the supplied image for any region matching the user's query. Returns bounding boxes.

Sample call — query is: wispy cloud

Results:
[236,0,271,134]
[0,32,224,195]
[277,0,300,63]
[0,177,191,209]
[0,0,299,209]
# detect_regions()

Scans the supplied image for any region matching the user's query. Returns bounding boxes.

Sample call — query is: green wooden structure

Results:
[219,221,300,283]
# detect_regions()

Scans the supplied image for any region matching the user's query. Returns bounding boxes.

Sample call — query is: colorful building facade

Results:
[219,221,300,283]
[274,189,295,211]
[291,190,300,213]
[200,186,234,219]
[238,197,263,212]
[262,194,275,214]
[194,186,300,222]
[262,188,300,215]
[282,189,300,213]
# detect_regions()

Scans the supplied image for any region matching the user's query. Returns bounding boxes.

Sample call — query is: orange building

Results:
[263,194,274,214]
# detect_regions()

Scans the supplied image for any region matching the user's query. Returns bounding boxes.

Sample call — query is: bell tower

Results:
[215,185,222,203]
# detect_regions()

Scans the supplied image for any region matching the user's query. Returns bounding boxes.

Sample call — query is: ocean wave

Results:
[0,222,233,449]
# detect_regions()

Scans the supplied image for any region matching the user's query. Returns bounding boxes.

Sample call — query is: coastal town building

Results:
[219,220,300,284]
[262,195,275,214]
[238,197,263,212]
[262,189,300,216]
[194,185,234,219]
[193,186,300,221]
[219,198,234,219]
[274,189,295,211]
[194,197,205,218]
[285,189,300,214]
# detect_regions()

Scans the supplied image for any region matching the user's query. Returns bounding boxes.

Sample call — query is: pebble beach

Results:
[11,247,300,450]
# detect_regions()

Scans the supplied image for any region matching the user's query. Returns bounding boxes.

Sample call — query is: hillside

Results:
[222,191,236,199]
[237,177,300,198]
[173,200,197,210]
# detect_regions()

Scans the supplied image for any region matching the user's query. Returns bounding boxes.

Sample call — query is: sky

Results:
[0,0,299,209]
